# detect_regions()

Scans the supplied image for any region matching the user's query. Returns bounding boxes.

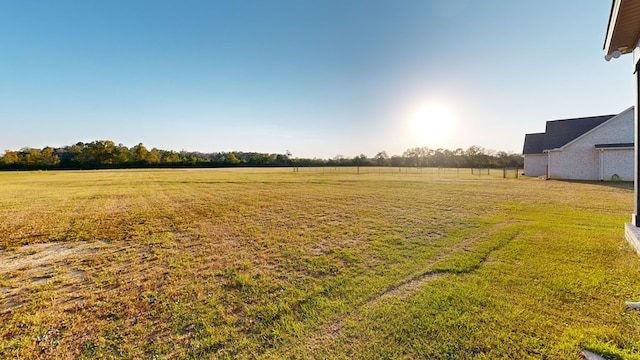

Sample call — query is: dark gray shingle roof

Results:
[542,115,615,150]
[522,133,545,154]
[523,114,616,155]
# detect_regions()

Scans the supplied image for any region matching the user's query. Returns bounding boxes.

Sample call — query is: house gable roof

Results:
[523,112,622,155]
[556,106,634,150]
[522,133,545,154]
[542,115,615,150]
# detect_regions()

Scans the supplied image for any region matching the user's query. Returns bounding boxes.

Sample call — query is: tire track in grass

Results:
[369,219,520,306]
[303,220,521,352]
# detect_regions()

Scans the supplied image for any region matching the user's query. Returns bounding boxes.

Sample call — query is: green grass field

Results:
[1,168,639,359]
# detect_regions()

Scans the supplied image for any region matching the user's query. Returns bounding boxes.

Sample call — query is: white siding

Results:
[548,148,599,180]
[601,149,634,181]
[548,107,633,181]
[523,154,547,177]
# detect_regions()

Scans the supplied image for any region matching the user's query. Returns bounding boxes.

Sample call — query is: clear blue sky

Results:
[0,0,633,159]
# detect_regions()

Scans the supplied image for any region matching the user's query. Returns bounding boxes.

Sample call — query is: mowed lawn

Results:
[1,168,640,359]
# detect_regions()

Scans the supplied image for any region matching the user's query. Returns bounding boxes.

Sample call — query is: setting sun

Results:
[410,102,454,145]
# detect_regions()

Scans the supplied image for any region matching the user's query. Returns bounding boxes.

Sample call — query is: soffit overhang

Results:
[604,0,640,55]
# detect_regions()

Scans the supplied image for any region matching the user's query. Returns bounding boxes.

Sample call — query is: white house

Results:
[523,107,634,181]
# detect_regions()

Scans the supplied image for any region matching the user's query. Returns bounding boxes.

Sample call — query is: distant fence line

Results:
[293,166,521,179]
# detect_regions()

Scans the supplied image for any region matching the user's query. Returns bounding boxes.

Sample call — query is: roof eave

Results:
[604,0,640,56]
[604,0,623,53]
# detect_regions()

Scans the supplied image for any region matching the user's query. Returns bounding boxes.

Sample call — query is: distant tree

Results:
[186,154,198,165]
[453,148,465,163]
[89,140,117,166]
[352,154,369,167]
[69,142,88,166]
[403,147,431,167]
[114,144,131,165]
[145,149,160,164]
[161,150,181,164]
[1,150,20,166]
[390,155,404,168]
[22,148,43,167]
[328,155,350,166]
[225,152,239,165]
[493,151,523,167]
[374,151,390,166]
[0,139,524,171]
[274,151,291,166]
[249,153,273,166]
[132,143,149,163]
[41,147,60,167]
[465,145,488,167]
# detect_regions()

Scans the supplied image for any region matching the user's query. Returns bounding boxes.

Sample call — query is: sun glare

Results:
[409,102,454,145]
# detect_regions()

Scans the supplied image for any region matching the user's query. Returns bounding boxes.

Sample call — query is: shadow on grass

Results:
[548,179,633,191]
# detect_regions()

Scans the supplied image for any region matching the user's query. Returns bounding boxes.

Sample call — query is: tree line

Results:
[0,141,523,170]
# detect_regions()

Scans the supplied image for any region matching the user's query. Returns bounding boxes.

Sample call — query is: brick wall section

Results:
[602,149,634,181]
[523,154,547,177]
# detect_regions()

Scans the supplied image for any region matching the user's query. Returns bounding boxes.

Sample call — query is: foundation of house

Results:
[624,222,640,255]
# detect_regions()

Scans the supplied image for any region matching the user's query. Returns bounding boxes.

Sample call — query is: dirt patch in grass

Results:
[0,240,109,312]
[0,241,108,272]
